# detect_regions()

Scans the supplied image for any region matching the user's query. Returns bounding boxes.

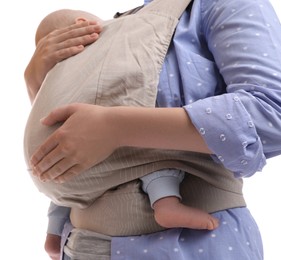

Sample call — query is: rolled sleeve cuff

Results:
[47,203,71,236]
[184,93,266,177]
[47,216,70,236]
[141,170,184,207]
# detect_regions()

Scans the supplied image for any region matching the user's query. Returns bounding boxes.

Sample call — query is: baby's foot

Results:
[153,197,219,230]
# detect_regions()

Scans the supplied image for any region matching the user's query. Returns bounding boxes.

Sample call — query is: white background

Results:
[0,0,280,259]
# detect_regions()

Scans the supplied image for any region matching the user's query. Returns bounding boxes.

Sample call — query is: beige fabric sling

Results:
[24,0,245,243]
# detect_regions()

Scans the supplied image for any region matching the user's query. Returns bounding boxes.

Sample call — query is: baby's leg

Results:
[141,169,219,230]
[153,196,219,230]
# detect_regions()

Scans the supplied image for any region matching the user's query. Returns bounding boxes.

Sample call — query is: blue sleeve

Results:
[186,0,281,177]
[47,201,71,236]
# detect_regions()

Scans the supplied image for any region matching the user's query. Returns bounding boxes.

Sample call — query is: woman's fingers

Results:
[30,104,88,181]
[53,164,87,183]
[50,21,102,47]
[31,136,62,177]
[30,106,74,173]
[32,137,89,183]
[40,104,75,126]
[37,21,102,66]
[31,104,118,183]
[38,158,78,183]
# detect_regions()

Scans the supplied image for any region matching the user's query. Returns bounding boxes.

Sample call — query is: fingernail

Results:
[31,166,37,176]
[40,175,48,183]
[56,178,65,184]
[90,33,99,39]
[40,116,46,123]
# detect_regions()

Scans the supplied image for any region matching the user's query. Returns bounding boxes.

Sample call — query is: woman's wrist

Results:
[24,65,40,103]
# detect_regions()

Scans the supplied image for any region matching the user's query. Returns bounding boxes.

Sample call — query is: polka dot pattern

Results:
[157,0,281,177]
[111,208,263,259]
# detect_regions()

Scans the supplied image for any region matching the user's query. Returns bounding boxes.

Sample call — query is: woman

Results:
[26,0,281,259]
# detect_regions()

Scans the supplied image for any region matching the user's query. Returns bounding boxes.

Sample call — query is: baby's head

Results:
[35,9,102,45]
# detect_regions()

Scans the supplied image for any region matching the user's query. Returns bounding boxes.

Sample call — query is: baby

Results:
[28,8,218,258]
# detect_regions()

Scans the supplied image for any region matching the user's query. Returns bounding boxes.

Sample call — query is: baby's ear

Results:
[75,17,87,24]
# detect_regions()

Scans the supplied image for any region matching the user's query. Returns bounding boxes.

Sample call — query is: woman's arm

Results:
[31,104,211,183]
[186,0,281,176]
[30,0,281,182]
[25,21,102,103]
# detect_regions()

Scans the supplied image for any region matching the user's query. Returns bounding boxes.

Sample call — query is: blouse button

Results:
[240,160,248,165]
[199,128,206,135]
[205,108,212,114]
[248,121,254,128]
[242,141,248,148]
[226,114,232,120]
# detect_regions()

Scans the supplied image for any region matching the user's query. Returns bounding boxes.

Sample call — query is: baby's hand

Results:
[44,234,62,260]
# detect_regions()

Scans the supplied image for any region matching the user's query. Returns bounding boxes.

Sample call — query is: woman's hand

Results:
[25,21,102,102]
[31,104,120,183]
